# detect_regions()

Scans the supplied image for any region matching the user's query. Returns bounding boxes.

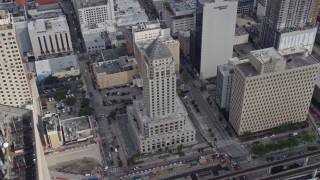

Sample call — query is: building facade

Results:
[193,0,238,79]
[178,30,190,57]
[237,0,254,14]
[0,11,32,107]
[162,0,196,36]
[72,0,115,26]
[133,21,180,75]
[93,56,139,89]
[260,0,318,52]
[128,38,196,153]
[28,15,73,60]
[215,58,248,111]
[229,47,320,135]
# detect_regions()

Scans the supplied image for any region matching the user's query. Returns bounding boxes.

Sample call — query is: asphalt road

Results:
[180,59,232,141]
[61,0,84,53]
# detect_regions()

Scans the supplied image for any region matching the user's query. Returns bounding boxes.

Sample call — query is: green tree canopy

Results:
[303,133,317,142]
[81,98,91,107]
[44,75,59,84]
[66,97,76,105]
[53,90,65,101]
[79,107,93,116]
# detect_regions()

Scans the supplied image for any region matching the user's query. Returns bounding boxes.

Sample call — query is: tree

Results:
[81,98,91,107]
[66,97,76,105]
[53,90,65,101]
[108,110,117,120]
[79,107,94,116]
[303,133,317,142]
[177,144,183,151]
[243,130,253,139]
[158,148,163,153]
[208,128,212,132]
[44,75,59,84]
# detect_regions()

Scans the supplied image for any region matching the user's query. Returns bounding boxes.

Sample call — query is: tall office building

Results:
[132,21,180,75]
[191,0,238,79]
[0,11,32,107]
[128,38,196,153]
[229,47,320,135]
[72,0,115,26]
[260,0,318,53]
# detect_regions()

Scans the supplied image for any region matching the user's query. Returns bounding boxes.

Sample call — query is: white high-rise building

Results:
[28,15,73,60]
[0,11,32,107]
[196,0,238,79]
[128,38,196,153]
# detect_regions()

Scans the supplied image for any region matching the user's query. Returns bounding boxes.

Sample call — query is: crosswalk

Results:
[215,139,239,148]
[108,167,120,172]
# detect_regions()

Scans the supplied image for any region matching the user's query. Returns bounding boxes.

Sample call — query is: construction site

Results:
[0,105,37,180]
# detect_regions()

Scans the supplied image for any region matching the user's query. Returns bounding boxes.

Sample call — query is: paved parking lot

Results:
[38,79,86,119]
[101,86,142,106]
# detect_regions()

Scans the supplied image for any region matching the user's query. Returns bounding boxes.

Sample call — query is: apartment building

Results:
[72,0,115,26]
[128,38,196,153]
[28,15,73,60]
[260,0,318,52]
[229,47,320,135]
[162,0,196,36]
[0,10,32,107]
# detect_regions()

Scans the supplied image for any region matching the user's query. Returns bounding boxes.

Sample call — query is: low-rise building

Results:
[28,15,73,60]
[114,0,148,26]
[234,27,249,45]
[162,0,196,36]
[215,58,249,111]
[35,55,80,81]
[229,47,320,135]
[42,114,63,149]
[72,0,115,26]
[93,49,139,89]
[60,116,93,144]
[178,30,190,57]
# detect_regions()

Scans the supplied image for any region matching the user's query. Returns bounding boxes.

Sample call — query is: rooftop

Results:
[94,56,137,74]
[37,3,61,12]
[164,0,196,17]
[132,20,167,32]
[60,116,92,143]
[74,0,108,9]
[101,47,127,61]
[0,104,37,180]
[250,47,284,64]
[115,0,149,26]
[179,30,190,38]
[237,51,319,77]
[235,27,248,36]
[42,114,60,132]
[218,58,249,76]
[35,55,79,75]
[167,0,196,12]
[28,15,69,33]
[145,38,173,61]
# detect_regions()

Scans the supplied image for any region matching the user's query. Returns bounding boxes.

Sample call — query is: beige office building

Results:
[0,11,32,107]
[229,47,320,135]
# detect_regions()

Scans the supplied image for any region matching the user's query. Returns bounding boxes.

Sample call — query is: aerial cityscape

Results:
[1,0,320,180]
